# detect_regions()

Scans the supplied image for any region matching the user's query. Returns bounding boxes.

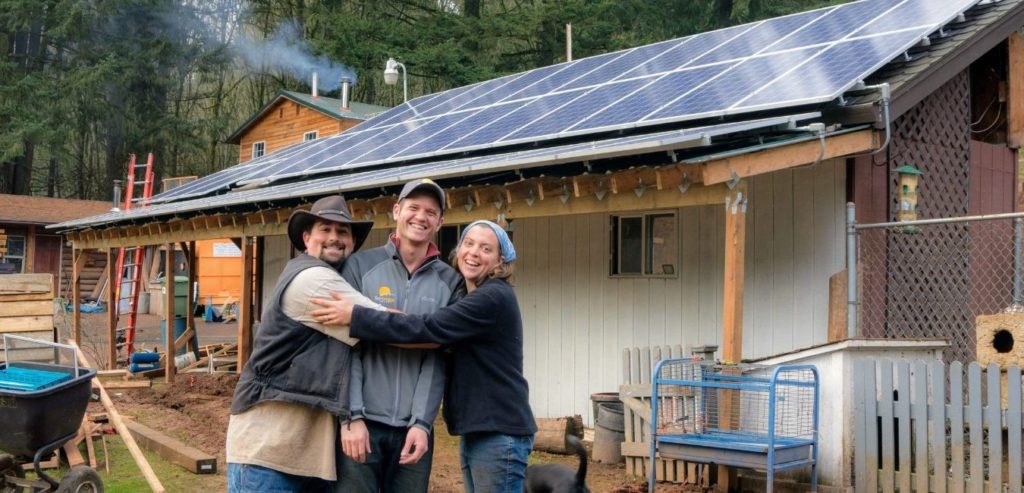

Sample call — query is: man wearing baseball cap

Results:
[335,179,462,492]
[227,194,381,492]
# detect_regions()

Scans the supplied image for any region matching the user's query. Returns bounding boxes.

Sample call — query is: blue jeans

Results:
[336,421,433,493]
[459,433,533,493]
[227,463,332,493]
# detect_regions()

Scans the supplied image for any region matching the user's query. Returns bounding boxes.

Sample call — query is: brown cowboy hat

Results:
[287,195,374,253]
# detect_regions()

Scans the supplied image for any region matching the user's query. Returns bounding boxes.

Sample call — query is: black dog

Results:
[524,435,590,493]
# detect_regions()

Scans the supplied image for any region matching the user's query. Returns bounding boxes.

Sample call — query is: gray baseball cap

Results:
[398,178,446,213]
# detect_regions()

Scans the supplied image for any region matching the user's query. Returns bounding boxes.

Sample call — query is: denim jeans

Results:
[336,421,433,493]
[227,462,332,493]
[459,433,533,493]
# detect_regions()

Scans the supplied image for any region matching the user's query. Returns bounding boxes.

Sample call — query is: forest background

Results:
[1,0,847,201]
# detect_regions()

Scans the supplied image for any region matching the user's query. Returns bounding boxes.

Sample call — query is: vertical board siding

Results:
[855,360,1024,492]
[517,159,846,423]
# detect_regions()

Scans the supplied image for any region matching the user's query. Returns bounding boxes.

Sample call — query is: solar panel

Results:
[61,113,816,230]
[161,0,977,200]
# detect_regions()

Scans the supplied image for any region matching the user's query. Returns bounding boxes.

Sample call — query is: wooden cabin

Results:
[225,86,388,163]
[0,194,110,296]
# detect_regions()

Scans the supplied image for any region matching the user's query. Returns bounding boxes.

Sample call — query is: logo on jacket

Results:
[375,286,396,307]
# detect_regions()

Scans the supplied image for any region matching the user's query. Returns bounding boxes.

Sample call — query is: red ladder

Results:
[113,153,155,362]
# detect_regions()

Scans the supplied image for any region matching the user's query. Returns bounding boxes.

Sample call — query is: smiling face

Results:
[392,192,444,247]
[302,220,354,269]
[456,225,504,289]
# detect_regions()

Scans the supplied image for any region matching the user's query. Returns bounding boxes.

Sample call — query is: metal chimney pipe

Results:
[341,77,351,111]
[111,180,123,211]
[311,72,318,98]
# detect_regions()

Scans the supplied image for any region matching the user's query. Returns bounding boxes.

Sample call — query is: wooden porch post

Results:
[718,191,747,492]
[721,191,746,364]
[71,248,89,346]
[184,241,196,355]
[238,236,254,370]
[106,248,117,369]
[164,243,176,383]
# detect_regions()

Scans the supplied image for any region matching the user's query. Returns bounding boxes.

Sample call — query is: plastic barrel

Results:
[591,392,625,463]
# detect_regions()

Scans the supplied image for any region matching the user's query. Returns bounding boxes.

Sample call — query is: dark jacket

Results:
[340,239,462,431]
[230,254,353,419]
[351,278,536,437]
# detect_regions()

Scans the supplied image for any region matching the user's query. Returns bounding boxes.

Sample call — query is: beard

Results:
[318,243,348,269]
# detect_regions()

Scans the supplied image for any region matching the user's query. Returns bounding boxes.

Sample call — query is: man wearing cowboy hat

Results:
[226,194,380,492]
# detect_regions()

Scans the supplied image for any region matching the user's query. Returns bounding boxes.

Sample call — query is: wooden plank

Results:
[0,292,52,302]
[106,248,117,370]
[865,359,879,492]
[185,241,196,354]
[879,359,895,493]
[0,273,54,294]
[0,316,54,332]
[827,270,847,342]
[1008,366,1021,493]
[930,360,947,493]
[895,361,911,493]
[1009,33,1024,148]
[99,380,151,390]
[701,129,877,185]
[238,237,254,369]
[985,364,1001,493]
[967,363,983,493]
[164,244,176,384]
[912,360,928,493]
[124,420,217,474]
[63,436,86,466]
[0,300,53,317]
[950,361,965,493]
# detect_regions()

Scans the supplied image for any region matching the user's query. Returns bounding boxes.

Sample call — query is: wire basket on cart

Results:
[0,334,102,492]
[649,358,819,492]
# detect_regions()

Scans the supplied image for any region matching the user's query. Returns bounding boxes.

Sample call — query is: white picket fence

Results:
[853,359,1023,492]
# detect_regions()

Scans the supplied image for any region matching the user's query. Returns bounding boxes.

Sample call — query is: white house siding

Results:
[516,158,847,423]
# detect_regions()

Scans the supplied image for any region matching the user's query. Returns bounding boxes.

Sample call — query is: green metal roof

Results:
[225,90,390,144]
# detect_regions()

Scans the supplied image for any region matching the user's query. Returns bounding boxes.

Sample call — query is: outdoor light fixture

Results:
[895,165,922,223]
[384,57,407,102]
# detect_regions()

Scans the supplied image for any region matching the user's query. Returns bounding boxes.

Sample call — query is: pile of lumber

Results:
[181,343,238,373]
[0,273,56,361]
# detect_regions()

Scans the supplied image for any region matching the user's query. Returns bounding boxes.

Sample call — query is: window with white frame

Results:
[303,131,319,142]
[252,141,266,158]
[610,212,677,277]
[0,235,26,274]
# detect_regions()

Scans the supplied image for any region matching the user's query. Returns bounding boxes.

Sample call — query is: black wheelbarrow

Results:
[0,335,102,492]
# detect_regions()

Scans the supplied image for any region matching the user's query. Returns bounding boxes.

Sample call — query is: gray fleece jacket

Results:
[340,238,462,432]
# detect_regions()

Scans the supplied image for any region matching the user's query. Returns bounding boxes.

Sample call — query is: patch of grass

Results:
[99,436,225,493]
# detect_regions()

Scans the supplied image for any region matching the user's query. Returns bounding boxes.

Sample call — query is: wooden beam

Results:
[238,237,254,370]
[721,191,746,364]
[164,243,175,384]
[124,420,217,474]
[106,248,117,370]
[1010,33,1024,149]
[828,270,848,343]
[185,241,196,355]
[702,129,877,185]
[72,249,89,346]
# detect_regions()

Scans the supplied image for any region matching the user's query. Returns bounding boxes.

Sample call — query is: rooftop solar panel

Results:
[159,0,978,201]
[63,113,816,230]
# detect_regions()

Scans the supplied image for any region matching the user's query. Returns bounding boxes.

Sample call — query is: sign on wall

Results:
[212,242,242,258]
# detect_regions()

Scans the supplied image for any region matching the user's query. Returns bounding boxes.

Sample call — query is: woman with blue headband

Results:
[312,220,535,493]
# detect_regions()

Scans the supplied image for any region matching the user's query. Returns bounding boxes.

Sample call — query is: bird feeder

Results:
[895,165,922,222]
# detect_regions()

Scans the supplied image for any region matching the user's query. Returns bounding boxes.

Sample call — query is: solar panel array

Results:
[65,114,816,229]
[151,0,977,206]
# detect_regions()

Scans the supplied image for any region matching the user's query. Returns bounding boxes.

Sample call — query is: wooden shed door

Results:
[33,234,62,291]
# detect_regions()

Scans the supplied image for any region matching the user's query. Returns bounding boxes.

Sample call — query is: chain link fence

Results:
[853,212,1024,364]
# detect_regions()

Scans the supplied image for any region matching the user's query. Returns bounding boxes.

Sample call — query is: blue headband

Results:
[459,220,516,263]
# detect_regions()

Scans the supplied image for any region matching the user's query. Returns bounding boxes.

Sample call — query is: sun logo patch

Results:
[375,285,396,307]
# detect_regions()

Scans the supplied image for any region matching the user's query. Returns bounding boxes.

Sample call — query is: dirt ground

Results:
[63,311,703,492]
